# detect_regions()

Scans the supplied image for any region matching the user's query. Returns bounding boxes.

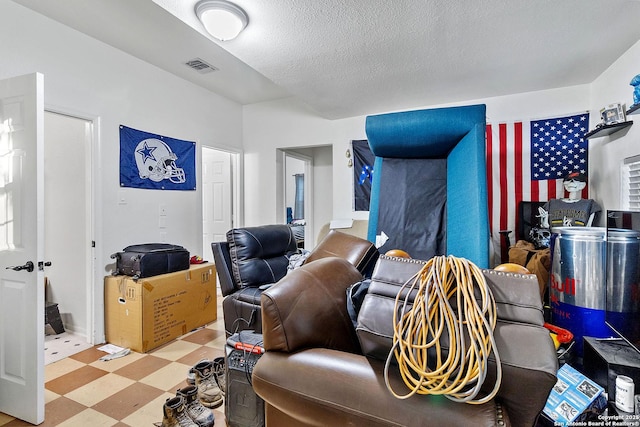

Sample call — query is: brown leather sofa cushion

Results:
[253,348,510,427]
[355,255,557,427]
[260,256,363,354]
[356,256,546,362]
[304,230,379,275]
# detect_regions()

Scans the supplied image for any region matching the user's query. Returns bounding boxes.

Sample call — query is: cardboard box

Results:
[105,264,216,353]
[542,364,607,425]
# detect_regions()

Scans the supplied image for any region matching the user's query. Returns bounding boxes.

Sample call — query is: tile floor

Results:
[0,292,227,427]
[44,332,94,365]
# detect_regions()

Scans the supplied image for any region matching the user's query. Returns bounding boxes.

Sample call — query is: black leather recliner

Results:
[212,225,379,337]
[212,224,298,337]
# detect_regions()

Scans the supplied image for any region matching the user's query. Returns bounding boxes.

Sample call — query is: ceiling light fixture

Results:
[195,0,248,41]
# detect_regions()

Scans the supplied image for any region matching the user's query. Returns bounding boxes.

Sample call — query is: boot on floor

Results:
[187,358,208,385]
[212,357,226,396]
[192,360,223,408]
[187,358,225,395]
[177,385,215,427]
[160,396,198,427]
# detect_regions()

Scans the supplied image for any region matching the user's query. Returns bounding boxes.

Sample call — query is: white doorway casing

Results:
[285,155,306,222]
[44,111,93,339]
[280,150,314,249]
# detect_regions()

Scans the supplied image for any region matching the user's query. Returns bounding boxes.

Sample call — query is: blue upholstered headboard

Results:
[365,104,489,268]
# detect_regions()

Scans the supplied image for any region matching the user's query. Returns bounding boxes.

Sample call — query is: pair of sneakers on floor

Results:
[188,357,226,409]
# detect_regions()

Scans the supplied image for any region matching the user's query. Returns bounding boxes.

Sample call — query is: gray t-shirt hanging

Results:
[543,198,602,227]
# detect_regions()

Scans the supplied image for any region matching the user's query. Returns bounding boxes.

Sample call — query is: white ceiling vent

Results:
[185,58,219,74]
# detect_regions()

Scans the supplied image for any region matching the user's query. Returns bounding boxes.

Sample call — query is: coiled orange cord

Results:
[384,255,502,404]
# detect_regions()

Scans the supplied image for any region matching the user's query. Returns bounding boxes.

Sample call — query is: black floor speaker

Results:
[225,332,265,427]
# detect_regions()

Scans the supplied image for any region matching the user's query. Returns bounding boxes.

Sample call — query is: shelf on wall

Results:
[584,121,633,139]
[627,104,640,116]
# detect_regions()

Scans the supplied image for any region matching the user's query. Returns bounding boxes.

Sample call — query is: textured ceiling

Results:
[13,0,640,119]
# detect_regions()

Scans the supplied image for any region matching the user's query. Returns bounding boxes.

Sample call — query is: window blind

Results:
[624,155,640,209]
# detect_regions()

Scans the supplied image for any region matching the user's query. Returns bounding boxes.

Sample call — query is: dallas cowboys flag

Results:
[120,125,196,190]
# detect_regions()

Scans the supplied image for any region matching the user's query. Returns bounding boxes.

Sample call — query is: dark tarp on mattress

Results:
[376,158,446,260]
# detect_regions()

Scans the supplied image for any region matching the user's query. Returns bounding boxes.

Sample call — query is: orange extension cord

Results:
[383,255,502,404]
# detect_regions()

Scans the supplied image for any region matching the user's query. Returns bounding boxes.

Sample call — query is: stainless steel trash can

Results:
[605,229,640,341]
[550,227,610,357]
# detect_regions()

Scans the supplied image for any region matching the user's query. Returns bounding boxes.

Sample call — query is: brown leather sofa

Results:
[252,255,559,427]
[213,227,379,336]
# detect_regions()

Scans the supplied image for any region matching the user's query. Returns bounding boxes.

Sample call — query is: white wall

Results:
[243,100,353,227]
[1,2,243,343]
[5,0,639,342]
[310,145,333,243]
[243,85,592,232]
[589,40,640,212]
[242,99,369,245]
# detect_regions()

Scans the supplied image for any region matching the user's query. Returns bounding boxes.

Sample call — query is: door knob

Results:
[5,261,34,272]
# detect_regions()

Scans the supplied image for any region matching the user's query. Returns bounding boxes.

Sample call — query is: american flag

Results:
[485,113,590,259]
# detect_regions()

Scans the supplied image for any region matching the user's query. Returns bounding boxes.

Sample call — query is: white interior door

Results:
[0,73,45,424]
[202,147,233,259]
